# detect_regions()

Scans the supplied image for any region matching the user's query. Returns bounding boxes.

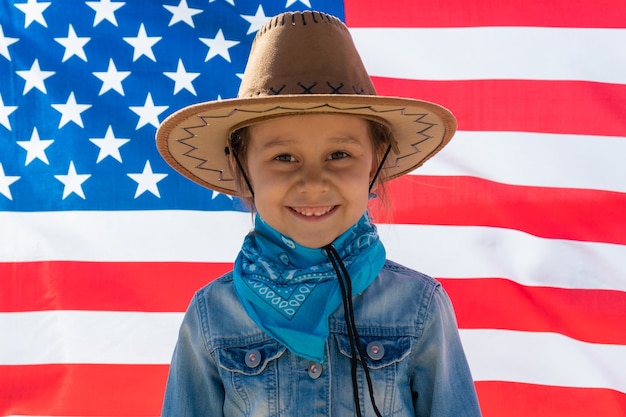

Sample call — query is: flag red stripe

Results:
[1,261,231,313]
[441,278,626,345]
[2,364,625,417]
[344,0,626,28]
[0,364,167,417]
[377,175,626,245]
[475,381,626,417]
[4,261,625,345]
[371,77,626,137]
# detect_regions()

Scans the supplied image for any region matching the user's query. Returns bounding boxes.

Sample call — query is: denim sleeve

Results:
[409,285,482,417]
[161,294,225,417]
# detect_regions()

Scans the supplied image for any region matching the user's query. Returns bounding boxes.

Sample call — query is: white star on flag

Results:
[208,0,235,5]
[285,0,311,7]
[241,5,268,35]
[93,58,131,95]
[54,161,91,200]
[16,59,55,95]
[0,25,19,60]
[51,92,93,128]
[86,0,125,27]
[0,94,18,130]
[129,93,168,129]
[54,24,91,62]
[123,23,162,62]
[14,0,51,28]
[163,0,203,28]
[163,59,200,95]
[0,163,20,200]
[127,160,167,198]
[89,126,130,163]
[200,29,240,63]
[16,127,54,165]
[211,189,233,200]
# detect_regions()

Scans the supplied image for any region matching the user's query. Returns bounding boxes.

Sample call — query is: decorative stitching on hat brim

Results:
[156,95,456,196]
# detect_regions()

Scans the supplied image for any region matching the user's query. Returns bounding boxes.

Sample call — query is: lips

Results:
[290,205,336,217]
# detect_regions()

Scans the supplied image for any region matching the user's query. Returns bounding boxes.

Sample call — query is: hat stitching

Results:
[175,121,234,182]
[297,82,317,94]
[258,11,344,37]
[327,82,344,94]
[269,85,286,95]
[388,138,430,170]
[256,82,363,97]
[177,104,438,142]
[386,114,436,169]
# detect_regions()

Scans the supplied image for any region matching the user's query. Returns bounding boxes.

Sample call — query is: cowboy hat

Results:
[156,10,456,196]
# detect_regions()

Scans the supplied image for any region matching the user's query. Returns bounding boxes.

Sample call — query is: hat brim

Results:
[156,94,456,196]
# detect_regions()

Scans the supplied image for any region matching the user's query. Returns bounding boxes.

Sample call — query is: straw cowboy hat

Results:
[156,10,456,196]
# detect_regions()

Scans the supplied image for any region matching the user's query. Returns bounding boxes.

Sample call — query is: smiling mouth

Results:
[290,206,336,217]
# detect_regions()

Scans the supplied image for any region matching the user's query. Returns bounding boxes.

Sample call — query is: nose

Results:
[295,163,329,194]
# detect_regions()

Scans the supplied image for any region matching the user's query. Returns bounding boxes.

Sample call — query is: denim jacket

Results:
[162,260,482,416]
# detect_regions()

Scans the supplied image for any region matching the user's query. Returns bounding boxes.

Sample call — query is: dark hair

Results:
[228,118,394,211]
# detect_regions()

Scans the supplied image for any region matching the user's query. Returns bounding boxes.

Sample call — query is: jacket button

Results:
[308,362,323,379]
[245,349,261,368]
[366,342,385,360]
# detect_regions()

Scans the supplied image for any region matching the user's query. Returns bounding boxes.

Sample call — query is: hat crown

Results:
[157,11,456,197]
[238,11,377,98]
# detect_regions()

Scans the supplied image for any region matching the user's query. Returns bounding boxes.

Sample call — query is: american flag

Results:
[1,0,625,416]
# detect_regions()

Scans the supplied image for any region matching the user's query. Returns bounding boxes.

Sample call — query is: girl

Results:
[157,10,482,417]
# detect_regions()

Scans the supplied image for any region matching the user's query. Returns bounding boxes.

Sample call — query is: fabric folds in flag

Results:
[1,0,625,416]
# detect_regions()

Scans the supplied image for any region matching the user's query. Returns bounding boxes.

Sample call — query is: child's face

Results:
[246,114,375,248]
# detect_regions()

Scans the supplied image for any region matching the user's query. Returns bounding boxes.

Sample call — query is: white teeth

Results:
[294,207,333,216]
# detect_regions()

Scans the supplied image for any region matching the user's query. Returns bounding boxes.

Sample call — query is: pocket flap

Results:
[335,333,411,369]
[217,340,286,376]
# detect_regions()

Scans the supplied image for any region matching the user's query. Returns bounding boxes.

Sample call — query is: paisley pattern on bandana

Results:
[233,213,386,362]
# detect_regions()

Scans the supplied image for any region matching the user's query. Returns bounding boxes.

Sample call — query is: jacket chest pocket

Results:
[215,340,287,414]
[336,334,411,368]
[217,340,286,375]
[335,333,413,416]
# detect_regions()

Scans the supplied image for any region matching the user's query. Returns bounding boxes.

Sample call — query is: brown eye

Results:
[328,151,349,160]
[275,154,296,162]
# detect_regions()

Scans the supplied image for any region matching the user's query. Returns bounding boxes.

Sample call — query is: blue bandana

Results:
[233,213,386,362]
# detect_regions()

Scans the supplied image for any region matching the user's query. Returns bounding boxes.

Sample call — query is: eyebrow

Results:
[258,138,294,150]
[259,135,364,151]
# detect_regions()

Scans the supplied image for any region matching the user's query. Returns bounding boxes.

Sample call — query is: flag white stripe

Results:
[2,211,625,292]
[461,329,626,393]
[2,311,182,365]
[413,131,626,194]
[3,311,625,394]
[0,210,252,262]
[350,27,626,84]
[377,224,625,291]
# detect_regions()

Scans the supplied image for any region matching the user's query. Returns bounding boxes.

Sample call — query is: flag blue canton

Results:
[0,0,345,212]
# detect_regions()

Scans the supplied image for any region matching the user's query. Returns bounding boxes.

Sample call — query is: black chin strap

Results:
[324,244,382,417]
[225,146,255,199]
[369,145,392,192]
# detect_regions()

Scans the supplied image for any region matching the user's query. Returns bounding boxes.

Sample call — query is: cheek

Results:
[249,173,286,210]
[340,170,373,208]
[348,161,376,187]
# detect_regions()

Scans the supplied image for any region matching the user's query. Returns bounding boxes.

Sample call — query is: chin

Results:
[294,235,335,249]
